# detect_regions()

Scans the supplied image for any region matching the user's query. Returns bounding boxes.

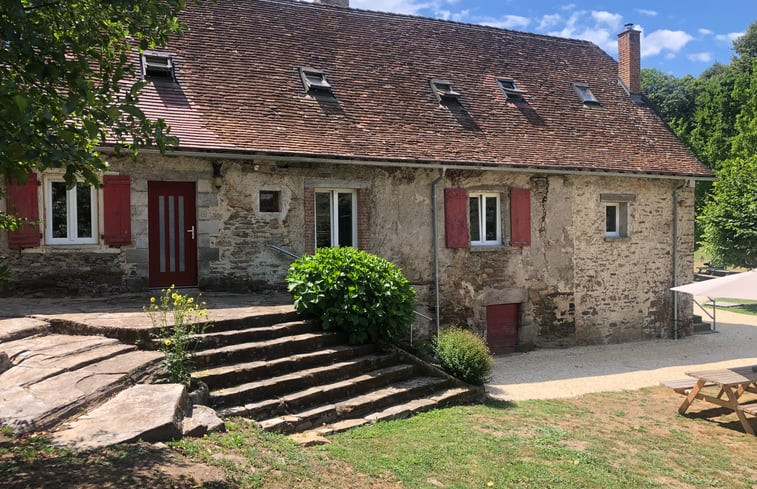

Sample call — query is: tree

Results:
[641,68,696,140]
[698,155,757,269]
[1,0,192,227]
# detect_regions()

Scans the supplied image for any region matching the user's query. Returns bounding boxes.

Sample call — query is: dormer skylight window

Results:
[430,79,461,102]
[299,67,332,94]
[497,78,526,101]
[572,82,600,106]
[141,51,174,80]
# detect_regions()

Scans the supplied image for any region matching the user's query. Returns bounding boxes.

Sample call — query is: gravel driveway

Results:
[487,307,757,401]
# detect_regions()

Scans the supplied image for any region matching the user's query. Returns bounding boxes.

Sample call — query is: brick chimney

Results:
[313,0,349,7]
[617,23,641,94]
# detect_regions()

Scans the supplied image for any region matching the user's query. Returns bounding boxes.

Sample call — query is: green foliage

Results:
[434,327,493,385]
[286,247,416,345]
[698,156,757,269]
[145,285,209,386]
[0,0,195,230]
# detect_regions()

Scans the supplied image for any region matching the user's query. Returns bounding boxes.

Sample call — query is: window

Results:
[496,78,526,101]
[572,82,600,106]
[299,67,333,94]
[604,202,628,238]
[314,189,356,248]
[469,193,501,246]
[44,178,98,245]
[142,51,174,80]
[259,190,280,213]
[430,78,461,102]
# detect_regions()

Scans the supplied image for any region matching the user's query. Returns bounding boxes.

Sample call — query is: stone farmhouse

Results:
[2,0,713,351]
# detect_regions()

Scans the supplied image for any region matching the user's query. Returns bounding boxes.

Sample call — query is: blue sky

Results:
[346,0,756,77]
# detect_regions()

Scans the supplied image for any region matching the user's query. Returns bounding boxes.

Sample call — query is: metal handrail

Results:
[269,244,300,260]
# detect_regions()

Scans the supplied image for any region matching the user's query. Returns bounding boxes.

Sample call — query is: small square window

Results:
[496,78,526,101]
[142,51,174,80]
[259,191,281,213]
[605,202,628,238]
[299,67,332,94]
[430,78,461,102]
[572,82,600,106]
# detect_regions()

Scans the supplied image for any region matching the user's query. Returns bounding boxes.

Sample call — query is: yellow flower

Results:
[164,339,172,346]
[188,297,194,304]
[150,297,156,303]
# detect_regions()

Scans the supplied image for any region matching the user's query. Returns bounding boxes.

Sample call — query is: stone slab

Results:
[52,384,188,451]
[182,405,225,438]
[0,318,51,343]
[0,349,162,434]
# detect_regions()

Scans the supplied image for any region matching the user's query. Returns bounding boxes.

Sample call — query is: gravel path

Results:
[487,307,757,401]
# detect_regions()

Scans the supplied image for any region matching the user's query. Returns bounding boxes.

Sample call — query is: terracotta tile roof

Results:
[137,0,711,177]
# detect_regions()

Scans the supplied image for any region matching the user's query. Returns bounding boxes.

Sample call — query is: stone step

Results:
[302,387,474,437]
[210,353,399,407]
[258,376,450,434]
[0,318,51,343]
[51,384,188,451]
[0,349,163,435]
[193,343,376,390]
[0,335,137,387]
[193,331,345,368]
[188,320,319,349]
[217,363,416,419]
[202,310,301,333]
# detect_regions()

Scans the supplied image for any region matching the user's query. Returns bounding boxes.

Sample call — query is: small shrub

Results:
[145,285,210,386]
[435,327,493,385]
[286,247,416,344]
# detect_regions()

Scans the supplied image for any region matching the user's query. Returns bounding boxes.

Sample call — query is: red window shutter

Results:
[510,188,531,247]
[5,174,40,249]
[444,188,469,249]
[103,175,131,246]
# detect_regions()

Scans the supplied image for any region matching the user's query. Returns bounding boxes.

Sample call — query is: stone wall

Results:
[0,155,696,346]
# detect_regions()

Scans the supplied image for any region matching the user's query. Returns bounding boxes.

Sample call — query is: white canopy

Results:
[671,269,757,300]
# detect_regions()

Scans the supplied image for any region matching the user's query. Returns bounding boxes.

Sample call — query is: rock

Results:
[188,379,209,406]
[0,352,10,374]
[289,432,330,446]
[51,384,187,450]
[0,318,51,343]
[182,405,225,437]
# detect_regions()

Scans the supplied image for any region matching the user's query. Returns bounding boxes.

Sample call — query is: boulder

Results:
[182,404,225,437]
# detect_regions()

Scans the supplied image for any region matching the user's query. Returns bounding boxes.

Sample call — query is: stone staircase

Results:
[190,309,478,436]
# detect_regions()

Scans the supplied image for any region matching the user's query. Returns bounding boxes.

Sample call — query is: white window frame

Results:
[44,177,99,245]
[469,192,501,246]
[314,188,357,249]
[604,202,628,239]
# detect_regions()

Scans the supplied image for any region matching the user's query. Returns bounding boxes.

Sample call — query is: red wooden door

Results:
[486,303,519,354]
[148,181,197,287]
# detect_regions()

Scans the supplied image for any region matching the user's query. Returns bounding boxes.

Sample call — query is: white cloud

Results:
[715,31,744,42]
[687,52,713,62]
[641,29,694,57]
[538,13,562,31]
[560,3,576,11]
[591,10,623,30]
[350,0,433,15]
[698,28,713,36]
[634,8,658,17]
[479,14,531,30]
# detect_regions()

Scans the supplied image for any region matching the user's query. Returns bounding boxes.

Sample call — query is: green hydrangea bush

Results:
[435,327,493,385]
[286,247,416,344]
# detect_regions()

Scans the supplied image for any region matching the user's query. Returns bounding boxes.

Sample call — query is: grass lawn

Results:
[3,388,756,488]
[713,299,757,316]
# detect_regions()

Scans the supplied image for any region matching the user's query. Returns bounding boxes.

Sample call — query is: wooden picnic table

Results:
[677,366,757,435]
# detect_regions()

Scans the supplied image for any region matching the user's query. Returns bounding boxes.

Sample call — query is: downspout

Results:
[672,180,687,340]
[431,167,447,338]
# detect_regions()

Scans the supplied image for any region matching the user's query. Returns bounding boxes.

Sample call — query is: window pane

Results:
[259,191,279,212]
[337,192,353,247]
[485,196,497,241]
[469,196,480,242]
[76,183,93,238]
[51,182,68,238]
[606,205,617,233]
[315,192,332,248]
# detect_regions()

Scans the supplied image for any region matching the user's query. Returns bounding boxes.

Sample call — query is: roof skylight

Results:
[430,79,461,102]
[497,78,526,101]
[142,51,174,80]
[572,82,600,106]
[299,67,332,94]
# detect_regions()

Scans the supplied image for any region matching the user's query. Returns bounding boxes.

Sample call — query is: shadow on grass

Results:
[483,397,517,410]
[682,408,757,436]
[0,437,234,489]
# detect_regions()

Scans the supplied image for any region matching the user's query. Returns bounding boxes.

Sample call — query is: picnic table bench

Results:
[662,365,757,435]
